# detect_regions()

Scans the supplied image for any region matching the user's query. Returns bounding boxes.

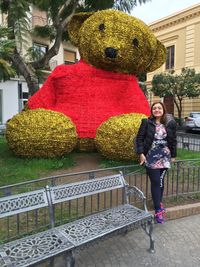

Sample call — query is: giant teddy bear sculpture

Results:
[6,9,166,160]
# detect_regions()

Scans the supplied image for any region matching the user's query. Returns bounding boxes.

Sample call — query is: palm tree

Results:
[0,26,16,81]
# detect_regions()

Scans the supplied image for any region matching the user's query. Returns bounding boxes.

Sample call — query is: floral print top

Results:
[145,123,171,169]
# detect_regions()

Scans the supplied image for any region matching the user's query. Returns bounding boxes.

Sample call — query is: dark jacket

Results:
[135,118,177,158]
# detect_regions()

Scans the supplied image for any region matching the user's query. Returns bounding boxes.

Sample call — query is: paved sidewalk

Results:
[74,214,200,267]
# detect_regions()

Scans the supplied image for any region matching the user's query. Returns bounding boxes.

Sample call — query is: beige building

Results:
[147,3,200,117]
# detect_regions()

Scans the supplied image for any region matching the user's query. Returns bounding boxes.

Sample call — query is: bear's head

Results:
[68,9,166,75]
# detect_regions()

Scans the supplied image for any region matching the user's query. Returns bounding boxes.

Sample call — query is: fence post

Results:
[45,185,55,228]
[176,161,180,199]
[89,172,95,179]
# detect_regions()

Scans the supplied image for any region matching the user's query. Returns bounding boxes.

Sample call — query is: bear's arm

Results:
[28,76,55,109]
[28,65,65,109]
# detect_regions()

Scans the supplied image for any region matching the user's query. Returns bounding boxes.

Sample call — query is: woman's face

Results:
[152,103,164,119]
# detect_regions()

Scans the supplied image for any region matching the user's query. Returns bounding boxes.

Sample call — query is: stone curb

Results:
[165,202,200,220]
[150,202,200,220]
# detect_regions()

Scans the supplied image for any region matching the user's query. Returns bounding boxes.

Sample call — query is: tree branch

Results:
[31,1,78,70]
[54,0,77,27]
[173,97,180,117]
[58,0,72,18]
[31,25,63,69]
[11,49,39,95]
[61,0,78,28]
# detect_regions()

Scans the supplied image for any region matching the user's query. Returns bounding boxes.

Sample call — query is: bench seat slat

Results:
[59,204,152,246]
[0,230,74,267]
[0,204,152,267]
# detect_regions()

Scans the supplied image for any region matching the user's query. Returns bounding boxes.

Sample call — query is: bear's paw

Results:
[6,109,77,158]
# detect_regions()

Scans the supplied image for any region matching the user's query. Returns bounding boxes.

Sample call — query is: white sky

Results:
[131,0,200,24]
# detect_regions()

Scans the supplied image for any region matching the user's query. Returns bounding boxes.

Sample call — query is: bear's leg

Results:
[6,109,77,158]
[95,113,147,161]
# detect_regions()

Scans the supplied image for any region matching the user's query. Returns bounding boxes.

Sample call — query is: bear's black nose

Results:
[105,47,117,58]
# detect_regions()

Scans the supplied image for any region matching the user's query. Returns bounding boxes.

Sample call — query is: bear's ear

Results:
[146,40,166,73]
[67,12,94,46]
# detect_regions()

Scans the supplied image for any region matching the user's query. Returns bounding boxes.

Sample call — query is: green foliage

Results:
[100,158,137,168]
[114,0,151,13]
[174,117,184,127]
[32,25,56,41]
[151,68,200,123]
[31,0,52,11]
[152,68,200,98]
[0,26,16,81]
[26,45,47,62]
[139,81,147,96]
[5,0,31,45]
[80,0,114,12]
[0,59,16,81]
[176,148,200,161]
[0,27,15,58]
[138,73,147,95]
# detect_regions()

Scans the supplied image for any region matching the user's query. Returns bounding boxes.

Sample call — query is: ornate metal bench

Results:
[0,172,154,267]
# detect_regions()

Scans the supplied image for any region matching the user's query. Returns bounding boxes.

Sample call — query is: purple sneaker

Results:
[155,210,164,224]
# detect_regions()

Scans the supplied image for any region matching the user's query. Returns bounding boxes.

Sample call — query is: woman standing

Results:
[135,102,177,224]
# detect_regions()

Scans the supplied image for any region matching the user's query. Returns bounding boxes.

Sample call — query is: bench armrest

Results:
[126,186,148,212]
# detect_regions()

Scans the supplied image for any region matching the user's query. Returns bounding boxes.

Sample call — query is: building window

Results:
[0,90,2,124]
[166,45,175,70]
[64,50,76,65]
[33,42,48,54]
[32,42,48,60]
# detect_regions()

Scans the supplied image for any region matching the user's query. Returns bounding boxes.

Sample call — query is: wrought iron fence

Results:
[0,159,200,243]
[177,132,200,151]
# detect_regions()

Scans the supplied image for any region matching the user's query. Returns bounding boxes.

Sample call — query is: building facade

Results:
[147,3,200,117]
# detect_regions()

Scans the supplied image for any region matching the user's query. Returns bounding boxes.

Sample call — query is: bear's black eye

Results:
[99,23,105,31]
[133,38,139,47]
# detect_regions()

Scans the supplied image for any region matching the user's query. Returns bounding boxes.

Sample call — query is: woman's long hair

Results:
[149,101,167,125]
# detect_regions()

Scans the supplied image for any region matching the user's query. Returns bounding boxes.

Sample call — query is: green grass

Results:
[0,136,75,186]
[177,148,200,160]
[100,148,200,169]
[100,158,138,168]
[1,136,200,186]
[164,193,200,207]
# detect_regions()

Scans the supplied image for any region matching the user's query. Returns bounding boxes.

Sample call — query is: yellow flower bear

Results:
[6,10,166,160]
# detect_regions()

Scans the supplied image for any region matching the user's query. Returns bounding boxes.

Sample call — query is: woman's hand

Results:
[139,153,146,165]
[171,158,176,163]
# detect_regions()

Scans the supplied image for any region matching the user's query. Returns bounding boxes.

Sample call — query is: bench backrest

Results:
[0,188,48,218]
[0,173,127,226]
[49,173,126,205]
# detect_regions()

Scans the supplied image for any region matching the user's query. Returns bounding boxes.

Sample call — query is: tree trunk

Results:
[173,97,182,126]
[177,96,183,126]
[31,26,63,70]
[164,96,174,114]
[11,50,39,96]
[174,97,181,126]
